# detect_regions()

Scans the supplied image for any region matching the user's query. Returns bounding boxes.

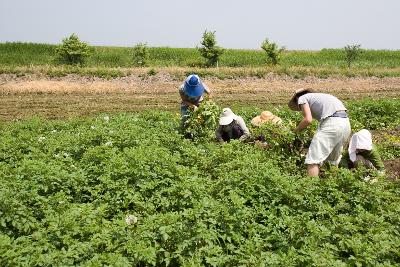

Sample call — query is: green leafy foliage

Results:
[4,43,400,79]
[344,44,362,68]
[0,100,399,266]
[376,131,400,160]
[197,30,225,67]
[261,38,285,66]
[348,98,400,130]
[182,100,221,142]
[132,42,149,67]
[55,34,91,65]
[250,119,316,168]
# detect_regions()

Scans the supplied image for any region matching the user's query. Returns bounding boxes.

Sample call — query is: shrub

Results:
[261,38,285,66]
[132,42,149,67]
[197,30,225,67]
[344,44,362,68]
[55,33,91,65]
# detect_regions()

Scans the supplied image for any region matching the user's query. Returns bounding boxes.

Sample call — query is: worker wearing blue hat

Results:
[179,74,212,124]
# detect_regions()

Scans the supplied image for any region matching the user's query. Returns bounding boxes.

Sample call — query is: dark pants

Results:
[221,124,244,142]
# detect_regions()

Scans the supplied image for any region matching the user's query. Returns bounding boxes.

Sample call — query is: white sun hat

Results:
[348,129,373,162]
[219,108,236,126]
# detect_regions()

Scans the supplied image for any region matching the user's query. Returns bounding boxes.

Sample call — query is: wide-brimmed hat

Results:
[219,108,236,125]
[348,129,373,162]
[251,111,282,126]
[184,74,205,97]
[288,88,314,111]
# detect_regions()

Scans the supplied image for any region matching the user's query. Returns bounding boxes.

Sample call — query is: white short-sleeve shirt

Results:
[298,93,346,121]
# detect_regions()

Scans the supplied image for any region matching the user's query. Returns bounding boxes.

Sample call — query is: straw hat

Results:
[219,108,236,125]
[183,74,205,97]
[288,88,314,111]
[251,111,282,126]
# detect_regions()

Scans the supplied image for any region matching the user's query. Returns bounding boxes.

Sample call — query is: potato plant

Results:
[0,103,399,266]
[181,100,221,142]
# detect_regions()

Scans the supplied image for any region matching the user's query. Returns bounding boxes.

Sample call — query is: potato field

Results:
[0,97,399,266]
[0,43,399,266]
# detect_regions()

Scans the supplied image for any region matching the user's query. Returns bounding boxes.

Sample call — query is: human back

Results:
[298,93,346,121]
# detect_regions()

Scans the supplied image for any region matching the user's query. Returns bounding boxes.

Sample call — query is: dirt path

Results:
[0,73,399,121]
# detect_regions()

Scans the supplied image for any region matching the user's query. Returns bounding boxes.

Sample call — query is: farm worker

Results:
[216,108,250,142]
[340,129,385,173]
[179,74,211,124]
[251,110,282,126]
[288,89,351,177]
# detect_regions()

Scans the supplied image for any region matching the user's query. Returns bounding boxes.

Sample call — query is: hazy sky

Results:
[1,0,399,50]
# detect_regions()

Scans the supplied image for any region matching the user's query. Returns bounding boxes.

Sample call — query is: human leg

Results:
[326,118,351,165]
[180,105,189,127]
[305,118,349,177]
[307,164,320,177]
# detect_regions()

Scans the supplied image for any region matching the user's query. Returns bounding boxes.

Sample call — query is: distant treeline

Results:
[1,42,400,68]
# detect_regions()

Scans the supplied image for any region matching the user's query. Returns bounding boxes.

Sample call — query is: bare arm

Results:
[203,83,212,99]
[236,117,250,140]
[294,103,313,133]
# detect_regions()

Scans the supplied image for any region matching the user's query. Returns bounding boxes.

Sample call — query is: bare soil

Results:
[1,73,399,121]
[1,73,398,178]
[384,158,400,180]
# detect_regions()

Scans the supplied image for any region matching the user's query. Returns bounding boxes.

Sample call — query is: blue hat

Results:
[184,74,205,97]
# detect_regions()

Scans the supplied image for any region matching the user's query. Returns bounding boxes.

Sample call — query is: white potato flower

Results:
[105,141,113,147]
[125,215,138,225]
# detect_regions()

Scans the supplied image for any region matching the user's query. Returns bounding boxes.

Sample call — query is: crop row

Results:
[0,99,399,265]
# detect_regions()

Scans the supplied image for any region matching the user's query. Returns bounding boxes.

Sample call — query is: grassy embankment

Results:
[1,42,400,79]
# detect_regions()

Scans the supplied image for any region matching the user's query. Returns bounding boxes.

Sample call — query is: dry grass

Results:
[1,73,399,121]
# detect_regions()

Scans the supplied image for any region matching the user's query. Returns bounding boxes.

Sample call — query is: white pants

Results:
[305,117,351,166]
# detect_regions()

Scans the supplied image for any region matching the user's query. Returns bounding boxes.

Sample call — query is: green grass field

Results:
[2,42,400,79]
[1,42,400,68]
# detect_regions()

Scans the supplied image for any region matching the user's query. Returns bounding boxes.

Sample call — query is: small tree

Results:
[132,42,149,67]
[344,44,362,68]
[56,33,91,65]
[261,38,285,66]
[197,30,224,67]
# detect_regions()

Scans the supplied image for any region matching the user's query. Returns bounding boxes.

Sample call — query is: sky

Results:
[1,0,399,50]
